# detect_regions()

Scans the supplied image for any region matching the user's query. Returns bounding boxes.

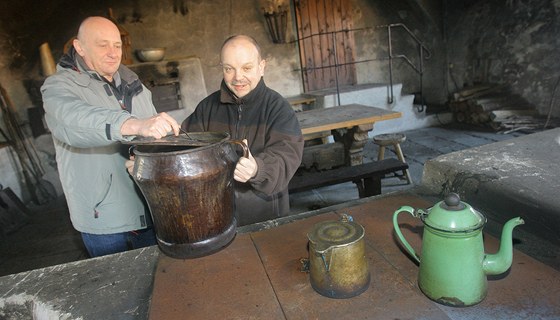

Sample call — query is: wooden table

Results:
[296,103,401,136]
[148,192,560,319]
[296,104,401,167]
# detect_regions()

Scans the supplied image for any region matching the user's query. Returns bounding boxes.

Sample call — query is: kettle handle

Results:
[393,206,421,264]
[227,139,249,158]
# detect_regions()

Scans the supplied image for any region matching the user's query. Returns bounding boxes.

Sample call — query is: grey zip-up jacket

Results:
[182,78,304,226]
[41,48,156,234]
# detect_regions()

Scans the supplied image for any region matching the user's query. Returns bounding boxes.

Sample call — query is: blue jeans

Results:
[81,228,157,258]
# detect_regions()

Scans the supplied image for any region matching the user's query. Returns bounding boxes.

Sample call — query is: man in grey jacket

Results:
[41,16,180,257]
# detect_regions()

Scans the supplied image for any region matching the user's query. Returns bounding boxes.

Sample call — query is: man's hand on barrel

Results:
[125,156,135,175]
[234,139,257,183]
[121,112,181,139]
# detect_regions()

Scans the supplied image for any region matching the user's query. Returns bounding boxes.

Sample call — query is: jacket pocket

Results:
[93,173,113,218]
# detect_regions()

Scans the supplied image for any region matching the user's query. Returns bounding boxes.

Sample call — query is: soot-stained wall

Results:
[445,0,560,117]
[0,0,447,120]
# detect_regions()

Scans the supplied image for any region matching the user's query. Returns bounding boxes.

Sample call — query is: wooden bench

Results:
[288,158,409,198]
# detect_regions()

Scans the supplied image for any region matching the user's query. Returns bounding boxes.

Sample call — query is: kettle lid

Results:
[308,216,364,253]
[423,193,486,233]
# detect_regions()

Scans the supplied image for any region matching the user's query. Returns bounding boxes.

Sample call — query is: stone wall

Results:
[0,0,448,120]
[445,0,560,117]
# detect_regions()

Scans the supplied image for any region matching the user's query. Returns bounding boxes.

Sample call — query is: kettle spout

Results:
[483,217,525,275]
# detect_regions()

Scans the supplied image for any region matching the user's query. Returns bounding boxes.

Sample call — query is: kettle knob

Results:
[442,193,466,210]
[444,193,461,206]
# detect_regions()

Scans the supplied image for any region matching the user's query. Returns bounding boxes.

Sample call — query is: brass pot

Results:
[307,215,370,298]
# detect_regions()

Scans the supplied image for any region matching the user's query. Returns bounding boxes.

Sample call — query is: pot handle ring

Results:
[313,245,334,272]
[228,139,249,158]
[393,206,421,264]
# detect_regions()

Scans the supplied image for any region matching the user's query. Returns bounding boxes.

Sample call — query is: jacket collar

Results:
[219,77,266,105]
[57,47,139,85]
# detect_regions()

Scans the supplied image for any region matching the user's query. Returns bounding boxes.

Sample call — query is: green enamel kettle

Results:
[393,193,524,307]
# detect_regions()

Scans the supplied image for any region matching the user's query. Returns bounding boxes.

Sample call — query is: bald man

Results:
[41,16,180,257]
[182,35,304,226]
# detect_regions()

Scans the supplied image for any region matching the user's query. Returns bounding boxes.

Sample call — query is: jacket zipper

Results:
[236,104,243,139]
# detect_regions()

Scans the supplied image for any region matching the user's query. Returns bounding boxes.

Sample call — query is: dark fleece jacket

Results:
[182,78,304,226]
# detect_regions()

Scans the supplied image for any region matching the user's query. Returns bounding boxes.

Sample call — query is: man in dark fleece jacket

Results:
[182,35,304,226]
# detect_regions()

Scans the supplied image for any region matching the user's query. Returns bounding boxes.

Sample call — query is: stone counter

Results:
[422,127,560,249]
[2,183,559,319]
[0,201,341,320]
[0,195,372,320]
[0,246,159,320]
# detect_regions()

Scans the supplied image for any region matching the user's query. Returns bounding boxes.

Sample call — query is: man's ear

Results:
[73,38,85,57]
[259,59,266,76]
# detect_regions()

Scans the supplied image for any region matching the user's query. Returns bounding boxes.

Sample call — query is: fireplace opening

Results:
[131,61,183,113]
[146,80,182,113]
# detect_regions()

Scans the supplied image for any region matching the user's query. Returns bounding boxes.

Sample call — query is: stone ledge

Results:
[0,246,159,320]
[421,127,560,247]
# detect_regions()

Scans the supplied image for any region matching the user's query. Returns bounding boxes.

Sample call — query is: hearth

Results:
[129,61,182,113]
[128,57,208,123]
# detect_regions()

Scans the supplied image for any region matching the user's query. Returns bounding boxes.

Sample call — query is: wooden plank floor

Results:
[148,193,560,319]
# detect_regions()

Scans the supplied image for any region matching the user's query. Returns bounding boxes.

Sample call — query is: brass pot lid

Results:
[123,131,230,147]
[308,218,364,253]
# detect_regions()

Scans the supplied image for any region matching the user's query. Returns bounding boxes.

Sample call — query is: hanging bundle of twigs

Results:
[0,83,55,204]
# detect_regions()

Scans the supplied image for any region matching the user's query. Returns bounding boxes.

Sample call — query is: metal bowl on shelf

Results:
[136,48,166,62]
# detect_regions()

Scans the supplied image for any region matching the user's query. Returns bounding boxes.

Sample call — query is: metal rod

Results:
[291,23,430,108]
[418,43,425,112]
[332,32,341,106]
[387,26,394,104]
[179,127,193,140]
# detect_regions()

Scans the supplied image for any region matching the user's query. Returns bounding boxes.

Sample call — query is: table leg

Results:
[333,123,373,166]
